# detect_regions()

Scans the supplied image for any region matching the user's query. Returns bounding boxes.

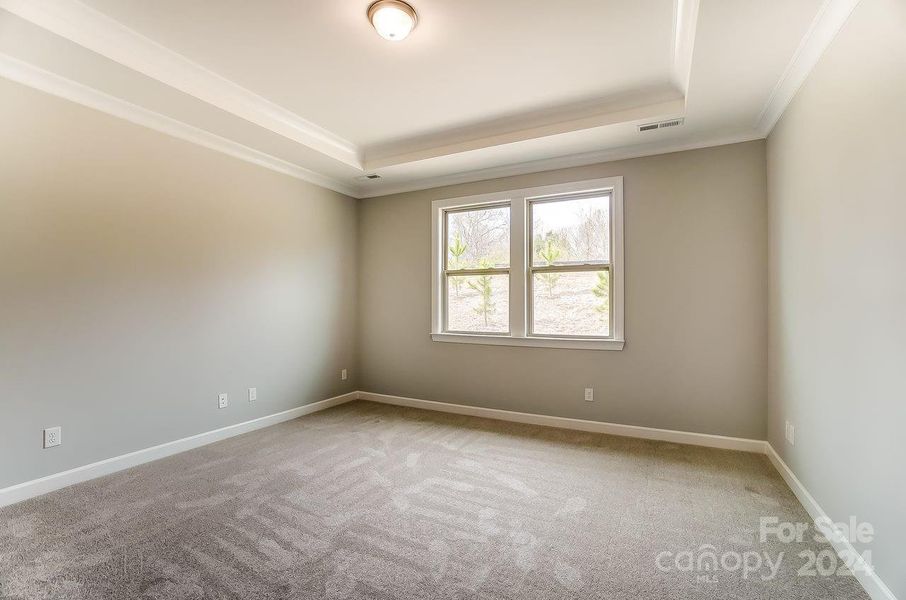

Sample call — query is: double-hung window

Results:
[431,177,624,350]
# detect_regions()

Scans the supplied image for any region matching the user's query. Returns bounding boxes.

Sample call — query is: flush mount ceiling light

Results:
[368,0,418,41]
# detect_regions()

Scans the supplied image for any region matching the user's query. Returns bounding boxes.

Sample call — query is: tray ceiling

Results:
[0,0,856,197]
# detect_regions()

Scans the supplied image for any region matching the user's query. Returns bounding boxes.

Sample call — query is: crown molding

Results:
[755,0,860,136]
[0,53,359,197]
[358,130,765,198]
[0,0,363,169]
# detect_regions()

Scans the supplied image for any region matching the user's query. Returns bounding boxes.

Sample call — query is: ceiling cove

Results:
[0,0,860,198]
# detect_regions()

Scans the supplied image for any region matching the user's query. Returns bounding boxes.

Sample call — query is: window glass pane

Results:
[531,270,609,336]
[531,195,609,267]
[447,206,510,270]
[446,274,509,333]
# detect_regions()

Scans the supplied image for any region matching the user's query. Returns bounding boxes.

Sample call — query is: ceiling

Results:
[0,0,859,197]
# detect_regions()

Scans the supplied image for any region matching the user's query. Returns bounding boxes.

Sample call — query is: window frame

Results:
[431,177,624,351]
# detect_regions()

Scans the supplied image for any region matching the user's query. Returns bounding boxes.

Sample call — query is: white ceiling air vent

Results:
[638,118,685,132]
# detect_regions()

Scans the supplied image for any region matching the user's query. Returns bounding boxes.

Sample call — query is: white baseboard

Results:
[1,389,895,600]
[0,391,358,508]
[356,391,768,453]
[765,444,897,600]
[2,390,762,509]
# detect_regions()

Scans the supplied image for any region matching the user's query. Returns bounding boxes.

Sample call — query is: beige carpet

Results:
[0,400,867,599]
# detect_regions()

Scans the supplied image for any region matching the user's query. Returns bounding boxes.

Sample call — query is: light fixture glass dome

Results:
[368,0,418,41]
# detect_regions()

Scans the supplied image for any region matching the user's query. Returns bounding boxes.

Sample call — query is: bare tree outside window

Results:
[447,206,509,269]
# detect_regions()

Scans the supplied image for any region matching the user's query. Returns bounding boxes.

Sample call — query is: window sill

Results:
[430,332,625,351]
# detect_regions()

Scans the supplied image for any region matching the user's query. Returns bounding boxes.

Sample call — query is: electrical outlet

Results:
[43,426,62,449]
[248,388,257,402]
[584,388,594,402]
[218,393,229,409]
[341,369,348,381]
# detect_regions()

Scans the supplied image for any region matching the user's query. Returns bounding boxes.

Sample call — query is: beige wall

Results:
[358,141,767,439]
[766,0,906,596]
[0,78,358,489]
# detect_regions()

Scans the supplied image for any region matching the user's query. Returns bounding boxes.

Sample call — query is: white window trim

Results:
[430,177,624,351]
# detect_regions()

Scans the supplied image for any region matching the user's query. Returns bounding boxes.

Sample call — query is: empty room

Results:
[1,0,903,598]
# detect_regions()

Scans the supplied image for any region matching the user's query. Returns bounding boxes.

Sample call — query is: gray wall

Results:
[766,0,905,596]
[0,78,358,489]
[358,141,767,439]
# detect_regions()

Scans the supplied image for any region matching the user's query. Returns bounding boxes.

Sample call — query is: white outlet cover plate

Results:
[584,388,594,402]
[43,426,62,448]
[248,388,257,402]
[218,393,229,409]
